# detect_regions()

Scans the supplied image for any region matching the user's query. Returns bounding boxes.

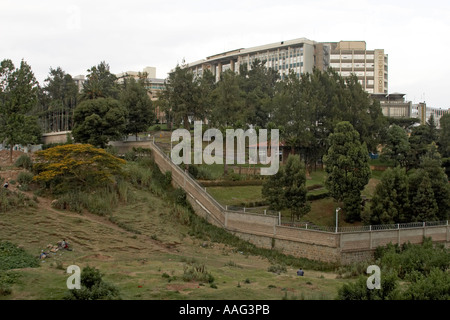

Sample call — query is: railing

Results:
[281,220,449,233]
[151,140,226,212]
[225,205,279,216]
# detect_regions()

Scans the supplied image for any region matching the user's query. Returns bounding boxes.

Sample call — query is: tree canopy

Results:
[33,144,126,192]
[119,76,155,139]
[0,59,42,162]
[323,121,371,222]
[72,97,127,148]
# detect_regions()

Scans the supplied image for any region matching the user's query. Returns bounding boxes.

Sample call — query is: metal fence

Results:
[281,219,449,233]
[225,205,279,216]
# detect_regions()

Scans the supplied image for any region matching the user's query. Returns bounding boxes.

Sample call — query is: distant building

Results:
[186,38,388,94]
[371,93,412,118]
[73,75,86,92]
[320,41,388,94]
[413,102,450,128]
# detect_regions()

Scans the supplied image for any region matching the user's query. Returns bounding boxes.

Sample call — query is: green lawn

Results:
[206,169,380,228]
[207,185,264,206]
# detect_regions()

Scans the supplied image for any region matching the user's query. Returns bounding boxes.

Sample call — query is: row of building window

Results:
[331,54,375,60]
[330,62,376,69]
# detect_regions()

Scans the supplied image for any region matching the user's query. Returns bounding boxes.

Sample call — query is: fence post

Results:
[423,221,426,239]
[226,205,228,211]
[447,220,449,242]
[306,224,308,230]
[369,225,373,249]
[244,207,246,213]
[264,209,266,215]
[278,212,281,226]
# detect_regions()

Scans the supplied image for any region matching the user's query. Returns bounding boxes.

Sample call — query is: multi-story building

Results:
[186,38,388,94]
[322,41,388,94]
[73,75,86,92]
[371,93,412,118]
[188,38,315,81]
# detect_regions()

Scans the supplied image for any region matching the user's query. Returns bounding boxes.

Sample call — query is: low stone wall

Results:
[42,131,71,144]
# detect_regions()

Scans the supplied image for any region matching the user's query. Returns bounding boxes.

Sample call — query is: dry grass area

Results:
[0,182,347,300]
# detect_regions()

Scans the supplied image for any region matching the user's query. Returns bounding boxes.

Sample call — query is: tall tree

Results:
[408,124,437,169]
[420,155,450,220]
[0,59,42,163]
[119,76,155,140]
[159,62,199,130]
[381,124,410,167]
[370,167,410,224]
[196,68,216,123]
[239,59,279,127]
[283,154,310,221]
[210,69,246,128]
[438,113,450,158]
[323,121,371,222]
[38,67,79,132]
[408,170,438,222]
[72,98,127,148]
[262,154,310,221]
[81,61,119,100]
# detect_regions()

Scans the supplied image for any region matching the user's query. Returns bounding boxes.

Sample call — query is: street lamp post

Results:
[335,207,341,233]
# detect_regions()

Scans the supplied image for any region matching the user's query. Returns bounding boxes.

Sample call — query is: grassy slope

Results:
[0,187,348,300]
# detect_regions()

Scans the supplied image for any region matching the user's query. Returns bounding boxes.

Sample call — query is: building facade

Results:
[371,93,412,118]
[186,38,388,94]
[323,41,388,94]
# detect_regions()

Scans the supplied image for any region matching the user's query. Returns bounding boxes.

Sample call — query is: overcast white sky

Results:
[2,0,449,108]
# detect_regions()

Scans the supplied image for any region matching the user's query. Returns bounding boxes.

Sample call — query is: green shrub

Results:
[375,238,450,279]
[0,189,38,212]
[14,155,33,170]
[54,188,119,216]
[196,166,215,180]
[337,270,400,300]
[182,263,215,284]
[105,146,119,156]
[17,171,34,185]
[124,150,137,161]
[402,268,450,300]
[0,241,39,271]
[172,188,187,206]
[64,266,121,300]
[188,165,199,178]
[0,283,12,296]
[267,264,287,274]
[306,191,330,201]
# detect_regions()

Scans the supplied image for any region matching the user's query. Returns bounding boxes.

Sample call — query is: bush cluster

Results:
[337,237,450,300]
[64,266,121,300]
